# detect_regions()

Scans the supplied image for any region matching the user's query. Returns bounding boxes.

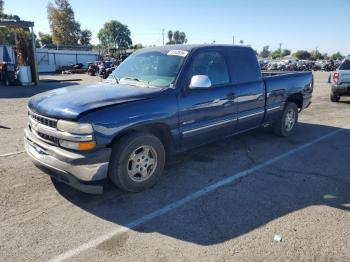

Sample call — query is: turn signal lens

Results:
[78,141,96,150]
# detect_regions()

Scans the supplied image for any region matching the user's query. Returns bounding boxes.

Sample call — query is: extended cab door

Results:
[227,48,266,131]
[178,49,237,147]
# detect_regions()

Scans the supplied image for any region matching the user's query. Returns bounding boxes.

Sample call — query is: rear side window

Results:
[228,48,261,84]
[339,59,350,70]
[187,51,230,86]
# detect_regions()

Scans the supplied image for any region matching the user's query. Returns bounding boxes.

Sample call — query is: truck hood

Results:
[28,82,164,120]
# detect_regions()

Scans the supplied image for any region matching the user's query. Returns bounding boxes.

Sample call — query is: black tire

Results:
[330,94,340,102]
[273,102,298,137]
[108,133,166,192]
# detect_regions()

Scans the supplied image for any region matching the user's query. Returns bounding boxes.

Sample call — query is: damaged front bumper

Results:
[24,128,111,194]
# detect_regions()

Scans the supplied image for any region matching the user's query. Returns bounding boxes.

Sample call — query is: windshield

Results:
[110,51,187,88]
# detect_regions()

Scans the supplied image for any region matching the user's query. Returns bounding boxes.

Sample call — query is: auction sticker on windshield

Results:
[167,50,189,57]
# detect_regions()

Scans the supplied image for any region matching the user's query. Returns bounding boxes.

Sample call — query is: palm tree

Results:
[167,30,173,42]
[179,32,187,44]
[173,30,180,44]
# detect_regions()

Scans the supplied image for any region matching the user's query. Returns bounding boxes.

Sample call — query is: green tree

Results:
[0,0,21,45]
[260,46,270,58]
[310,50,324,60]
[133,43,143,49]
[0,0,3,14]
[271,49,291,59]
[98,20,132,49]
[0,0,19,20]
[47,0,81,45]
[0,27,13,45]
[294,50,311,60]
[38,32,53,46]
[331,52,344,60]
[79,29,92,45]
[271,49,281,59]
[281,49,291,57]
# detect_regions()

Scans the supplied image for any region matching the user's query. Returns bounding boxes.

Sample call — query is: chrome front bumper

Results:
[24,128,111,194]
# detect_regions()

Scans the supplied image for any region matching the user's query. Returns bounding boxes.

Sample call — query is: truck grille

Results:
[27,109,93,146]
[28,110,57,128]
[37,131,59,144]
[28,110,59,145]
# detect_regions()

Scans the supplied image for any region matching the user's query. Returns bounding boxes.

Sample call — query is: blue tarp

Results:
[0,46,14,63]
[2,46,11,62]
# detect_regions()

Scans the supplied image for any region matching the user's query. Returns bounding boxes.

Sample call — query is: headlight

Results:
[59,140,96,151]
[57,120,93,134]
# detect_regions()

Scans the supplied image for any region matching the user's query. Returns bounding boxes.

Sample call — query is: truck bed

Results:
[262,71,312,88]
[262,70,313,112]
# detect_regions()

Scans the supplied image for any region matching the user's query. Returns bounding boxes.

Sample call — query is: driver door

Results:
[178,49,238,147]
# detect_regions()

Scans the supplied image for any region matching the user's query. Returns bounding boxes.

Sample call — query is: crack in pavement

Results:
[0,150,26,158]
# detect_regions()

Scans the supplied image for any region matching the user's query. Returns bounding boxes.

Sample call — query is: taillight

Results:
[333,72,339,83]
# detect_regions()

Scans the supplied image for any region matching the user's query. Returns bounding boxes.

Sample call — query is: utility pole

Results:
[232,36,234,45]
[162,28,165,46]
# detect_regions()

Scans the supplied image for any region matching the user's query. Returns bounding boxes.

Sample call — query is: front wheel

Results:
[108,133,166,192]
[330,94,340,102]
[273,102,298,137]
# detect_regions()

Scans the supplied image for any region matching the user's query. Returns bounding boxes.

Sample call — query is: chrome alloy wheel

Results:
[285,109,296,132]
[127,145,158,182]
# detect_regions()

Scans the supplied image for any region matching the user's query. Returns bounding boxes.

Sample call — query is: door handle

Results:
[226,92,236,100]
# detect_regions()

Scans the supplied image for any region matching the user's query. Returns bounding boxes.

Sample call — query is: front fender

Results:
[79,90,179,148]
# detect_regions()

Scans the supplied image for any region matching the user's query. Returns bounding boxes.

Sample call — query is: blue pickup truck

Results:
[25,45,313,194]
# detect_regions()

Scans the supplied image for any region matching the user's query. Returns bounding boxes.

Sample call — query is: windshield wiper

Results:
[119,76,150,87]
[121,76,149,83]
[110,74,119,84]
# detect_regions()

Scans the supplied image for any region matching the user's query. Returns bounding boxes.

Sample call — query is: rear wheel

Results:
[330,94,340,102]
[108,133,165,192]
[273,102,298,137]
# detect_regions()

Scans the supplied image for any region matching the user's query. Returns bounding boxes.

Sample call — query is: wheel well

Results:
[286,93,303,109]
[109,123,174,153]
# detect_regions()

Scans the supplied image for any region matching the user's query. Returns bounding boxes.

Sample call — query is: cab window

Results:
[187,51,230,86]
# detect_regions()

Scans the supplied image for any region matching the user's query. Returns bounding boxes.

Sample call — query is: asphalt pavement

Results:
[0,72,349,262]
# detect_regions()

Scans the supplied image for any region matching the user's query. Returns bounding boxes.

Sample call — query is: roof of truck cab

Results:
[134,44,253,54]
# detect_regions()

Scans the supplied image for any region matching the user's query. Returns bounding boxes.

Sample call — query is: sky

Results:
[4,0,350,55]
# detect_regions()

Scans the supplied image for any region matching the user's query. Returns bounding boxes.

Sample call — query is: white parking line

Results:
[49,126,349,262]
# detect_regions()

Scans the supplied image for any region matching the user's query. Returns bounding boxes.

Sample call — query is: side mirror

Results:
[189,75,211,89]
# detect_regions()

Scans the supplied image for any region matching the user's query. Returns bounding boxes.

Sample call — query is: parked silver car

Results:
[330,56,350,102]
